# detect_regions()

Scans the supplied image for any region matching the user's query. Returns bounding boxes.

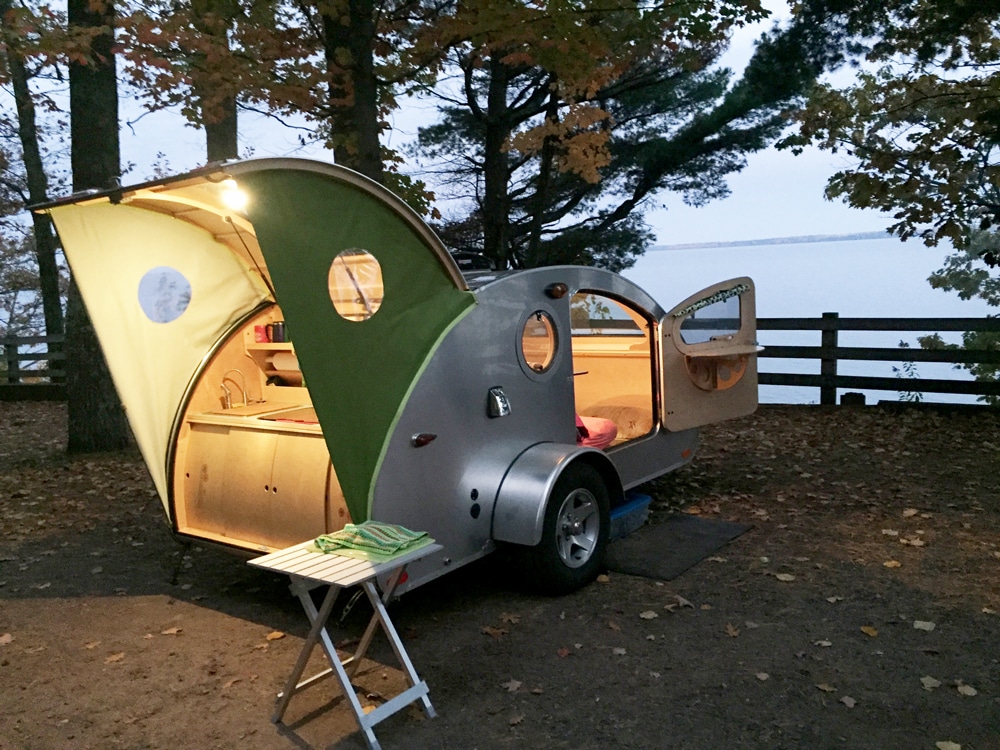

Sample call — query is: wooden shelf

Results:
[246,342,294,351]
[684,344,763,359]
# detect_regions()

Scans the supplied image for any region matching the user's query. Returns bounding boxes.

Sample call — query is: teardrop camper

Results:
[39,158,760,593]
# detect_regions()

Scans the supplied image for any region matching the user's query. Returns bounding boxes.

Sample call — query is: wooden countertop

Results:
[187,404,323,435]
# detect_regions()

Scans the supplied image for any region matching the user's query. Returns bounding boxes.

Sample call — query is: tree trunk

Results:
[204,94,238,162]
[194,0,239,162]
[322,0,383,183]
[66,0,130,452]
[482,59,511,269]
[524,85,560,268]
[0,0,64,340]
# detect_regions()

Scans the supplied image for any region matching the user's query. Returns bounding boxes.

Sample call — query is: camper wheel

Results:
[525,462,610,594]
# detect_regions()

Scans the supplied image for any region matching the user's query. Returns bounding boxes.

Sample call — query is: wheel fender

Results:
[492,443,623,547]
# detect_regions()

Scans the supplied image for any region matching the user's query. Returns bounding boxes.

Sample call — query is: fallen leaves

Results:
[482,626,508,640]
[160,627,182,636]
[840,695,856,708]
[913,620,935,632]
[104,652,125,664]
[921,676,941,690]
[0,633,12,646]
[860,626,879,637]
[755,672,769,681]
[502,679,522,693]
[957,683,977,697]
[264,631,285,642]
[774,573,796,582]
[816,683,836,692]
[935,742,961,750]
[882,560,902,569]
[664,594,695,613]
[725,623,740,638]
[638,610,658,620]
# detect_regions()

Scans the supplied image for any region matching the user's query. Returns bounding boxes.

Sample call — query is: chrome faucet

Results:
[221,369,247,409]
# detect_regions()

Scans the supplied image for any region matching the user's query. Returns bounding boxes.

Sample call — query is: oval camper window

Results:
[137,266,192,324]
[521,310,557,374]
[328,249,384,321]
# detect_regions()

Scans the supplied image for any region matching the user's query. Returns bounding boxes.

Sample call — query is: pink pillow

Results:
[576,415,617,449]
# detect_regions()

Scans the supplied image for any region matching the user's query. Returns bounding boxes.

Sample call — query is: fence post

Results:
[3,338,20,385]
[48,335,65,384]
[820,312,839,405]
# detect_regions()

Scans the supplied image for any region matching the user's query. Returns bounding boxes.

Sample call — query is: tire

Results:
[522,462,610,595]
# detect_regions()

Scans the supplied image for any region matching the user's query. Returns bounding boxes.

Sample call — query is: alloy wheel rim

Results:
[555,489,599,568]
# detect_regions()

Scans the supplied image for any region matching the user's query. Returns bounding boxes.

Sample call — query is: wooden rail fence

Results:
[757,313,1000,405]
[1,334,65,401]
[2,317,999,405]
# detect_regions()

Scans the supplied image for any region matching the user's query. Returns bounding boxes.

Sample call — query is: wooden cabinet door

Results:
[180,425,331,550]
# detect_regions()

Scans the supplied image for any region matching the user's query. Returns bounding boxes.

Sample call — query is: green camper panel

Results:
[239,169,475,522]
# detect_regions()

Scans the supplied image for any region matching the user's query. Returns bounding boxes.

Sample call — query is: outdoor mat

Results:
[604,514,752,582]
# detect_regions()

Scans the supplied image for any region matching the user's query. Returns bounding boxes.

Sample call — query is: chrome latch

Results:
[487,386,511,418]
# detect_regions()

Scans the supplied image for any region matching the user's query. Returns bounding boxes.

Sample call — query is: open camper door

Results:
[660,277,761,432]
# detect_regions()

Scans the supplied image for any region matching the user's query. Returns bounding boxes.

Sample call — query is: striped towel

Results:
[311,522,432,562]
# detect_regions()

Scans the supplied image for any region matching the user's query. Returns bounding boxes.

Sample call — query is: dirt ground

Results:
[1,401,998,750]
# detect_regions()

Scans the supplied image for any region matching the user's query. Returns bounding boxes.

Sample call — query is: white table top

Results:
[249,540,442,588]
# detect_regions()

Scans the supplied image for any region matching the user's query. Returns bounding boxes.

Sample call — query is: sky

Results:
[648,147,890,247]
[116,1,888,248]
[647,2,891,247]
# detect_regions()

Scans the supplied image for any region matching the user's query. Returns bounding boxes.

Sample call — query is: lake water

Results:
[621,236,996,405]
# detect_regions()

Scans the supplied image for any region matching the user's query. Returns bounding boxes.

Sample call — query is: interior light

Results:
[220,178,248,211]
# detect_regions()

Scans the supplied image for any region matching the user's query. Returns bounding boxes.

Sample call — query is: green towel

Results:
[310,522,433,562]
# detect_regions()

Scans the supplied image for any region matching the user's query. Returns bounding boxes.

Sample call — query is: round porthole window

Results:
[137,267,192,324]
[521,310,557,374]
[328,249,384,321]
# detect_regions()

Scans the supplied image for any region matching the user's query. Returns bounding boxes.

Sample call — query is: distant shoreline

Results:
[652,231,891,251]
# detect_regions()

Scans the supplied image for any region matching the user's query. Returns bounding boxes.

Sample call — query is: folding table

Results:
[249,540,442,750]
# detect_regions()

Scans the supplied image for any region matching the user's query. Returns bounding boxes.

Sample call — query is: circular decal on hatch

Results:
[138,266,192,324]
